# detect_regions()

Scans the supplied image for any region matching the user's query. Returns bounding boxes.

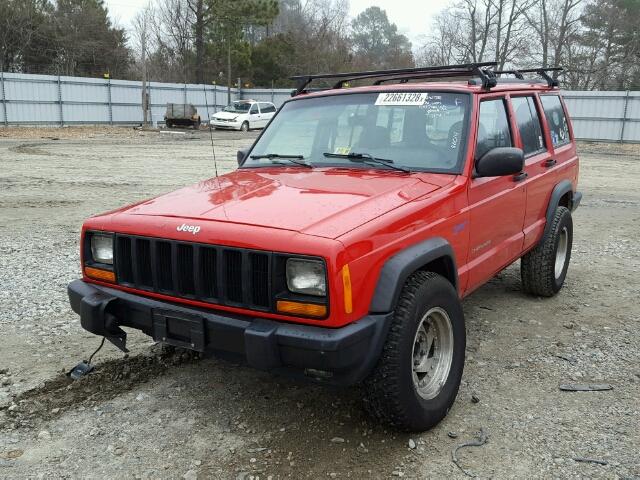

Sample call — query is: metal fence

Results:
[1,72,639,142]
[562,90,640,143]
[0,72,293,126]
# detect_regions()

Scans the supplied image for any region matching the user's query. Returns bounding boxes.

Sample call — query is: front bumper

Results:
[210,120,241,130]
[68,280,391,385]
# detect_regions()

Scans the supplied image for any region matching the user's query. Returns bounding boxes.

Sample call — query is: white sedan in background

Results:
[210,100,277,131]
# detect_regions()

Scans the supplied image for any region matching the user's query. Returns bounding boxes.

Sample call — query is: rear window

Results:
[541,95,570,147]
[260,103,276,113]
[512,96,545,156]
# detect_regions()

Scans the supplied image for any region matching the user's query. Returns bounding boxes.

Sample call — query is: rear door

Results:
[466,96,527,293]
[510,94,558,250]
[539,94,579,190]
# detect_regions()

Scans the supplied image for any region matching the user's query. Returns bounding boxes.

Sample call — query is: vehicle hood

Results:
[118,168,452,239]
[213,111,244,120]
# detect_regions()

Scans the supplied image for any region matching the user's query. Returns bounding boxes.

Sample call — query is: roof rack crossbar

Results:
[372,68,483,85]
[290,62,497,96]
[494,67,563,87]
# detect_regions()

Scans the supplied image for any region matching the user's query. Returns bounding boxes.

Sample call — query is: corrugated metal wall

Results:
[0,72,292,126]
[561,90,640,143]
[1,72,638,142]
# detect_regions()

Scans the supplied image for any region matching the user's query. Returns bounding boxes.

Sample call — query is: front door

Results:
[249,104,261,128]
[466,96,526,293]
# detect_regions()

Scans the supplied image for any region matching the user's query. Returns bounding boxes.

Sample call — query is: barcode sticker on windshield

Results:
[375,93,428,106]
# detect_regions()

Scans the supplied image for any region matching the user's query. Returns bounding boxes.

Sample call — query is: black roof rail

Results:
[290,62,498,96]
[494,67,563,87]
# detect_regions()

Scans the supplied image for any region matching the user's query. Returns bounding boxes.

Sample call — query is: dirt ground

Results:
[0,126,638,479]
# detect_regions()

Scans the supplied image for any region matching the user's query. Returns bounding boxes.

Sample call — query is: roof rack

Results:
[289,63,563,96]
[290,62,498,96]
[493,67,563,87]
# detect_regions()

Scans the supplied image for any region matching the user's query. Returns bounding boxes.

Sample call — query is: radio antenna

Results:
[203,83,219,180]
[202,83,229,220]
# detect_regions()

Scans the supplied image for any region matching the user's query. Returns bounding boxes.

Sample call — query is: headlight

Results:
[90,234,113,265]
[286,258,326,296]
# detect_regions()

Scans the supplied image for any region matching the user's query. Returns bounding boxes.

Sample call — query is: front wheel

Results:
[363,271,466,432]
[240,121,249,132]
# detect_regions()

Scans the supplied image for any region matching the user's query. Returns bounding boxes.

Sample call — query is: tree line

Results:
[418,0,640,89]
[1,0,639,90]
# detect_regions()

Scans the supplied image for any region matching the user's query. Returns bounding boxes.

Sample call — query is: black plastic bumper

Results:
[68,279,392,386]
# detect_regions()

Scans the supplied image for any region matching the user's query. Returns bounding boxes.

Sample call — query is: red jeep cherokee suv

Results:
[68,63,581,431]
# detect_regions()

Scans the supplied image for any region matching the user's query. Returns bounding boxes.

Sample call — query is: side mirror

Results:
[237,148,249,166]
[475,147,524,177]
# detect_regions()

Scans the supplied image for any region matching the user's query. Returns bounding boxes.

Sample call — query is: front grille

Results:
[115,234,272,311]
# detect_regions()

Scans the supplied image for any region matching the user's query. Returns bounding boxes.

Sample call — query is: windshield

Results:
[223,101,252,113]
[244,92,470,173]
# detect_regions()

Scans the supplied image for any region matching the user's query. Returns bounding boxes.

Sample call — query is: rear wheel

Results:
[363,271,466,432]
[521,206,573,296]
[240,121,249,132]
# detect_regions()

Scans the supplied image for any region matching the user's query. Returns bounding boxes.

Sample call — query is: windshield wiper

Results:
[323,152,410,173]
[250,153,312,168]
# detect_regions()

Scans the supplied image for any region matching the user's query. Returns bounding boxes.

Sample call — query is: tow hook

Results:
[104,313,129,353]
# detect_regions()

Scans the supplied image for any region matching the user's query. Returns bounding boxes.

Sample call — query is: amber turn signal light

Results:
[85,266,116,283]
[341,264,353,314]
[276,300,327,318]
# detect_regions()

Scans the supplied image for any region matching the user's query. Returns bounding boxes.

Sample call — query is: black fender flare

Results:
[543,180,575,238]
[369,237,458,314]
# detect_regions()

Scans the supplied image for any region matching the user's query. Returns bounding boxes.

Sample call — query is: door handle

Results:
[513,172,528,182]
[543,159,557,168]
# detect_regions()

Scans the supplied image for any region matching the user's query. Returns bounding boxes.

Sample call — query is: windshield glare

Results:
[244,92,470,173]
[224,102,251,113]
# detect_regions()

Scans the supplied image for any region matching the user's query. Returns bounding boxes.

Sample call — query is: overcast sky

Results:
[103,0,454,46]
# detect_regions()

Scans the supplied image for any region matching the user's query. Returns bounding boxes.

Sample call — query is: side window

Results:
[541,95,570,147]
[512,96,545,156]
[249,104,258,115]
[476,99,512,160]
[261,103,276,113]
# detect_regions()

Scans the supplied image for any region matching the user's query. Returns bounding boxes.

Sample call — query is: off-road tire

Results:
[240,121,249,132]
[363,271,466,432]
[521,206,573,297]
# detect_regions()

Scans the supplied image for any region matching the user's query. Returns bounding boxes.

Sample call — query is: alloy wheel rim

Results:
[555,226,568,279]
[411,307,454,400]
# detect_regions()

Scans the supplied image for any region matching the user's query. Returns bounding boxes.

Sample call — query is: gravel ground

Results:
[0,127,639,479]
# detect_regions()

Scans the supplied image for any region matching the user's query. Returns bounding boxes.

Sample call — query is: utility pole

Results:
[141,12,149,126]
[227,37,232,105]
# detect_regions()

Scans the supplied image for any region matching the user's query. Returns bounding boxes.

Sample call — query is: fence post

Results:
[271,80,274,104]
[620,90,630,143]
[183,83,187,104]
[107,78,113,125]
[237,77,242,100]
[0,71,7,126]
[57,75,63,127]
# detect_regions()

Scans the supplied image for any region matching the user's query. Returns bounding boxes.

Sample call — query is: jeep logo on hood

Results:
[177,223,201,234]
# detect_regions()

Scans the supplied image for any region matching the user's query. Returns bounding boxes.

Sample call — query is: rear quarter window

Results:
[541,95,571,147]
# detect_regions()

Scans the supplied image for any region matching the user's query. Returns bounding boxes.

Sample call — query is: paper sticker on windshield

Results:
[334,146,351,155]
[375,93,428,106]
